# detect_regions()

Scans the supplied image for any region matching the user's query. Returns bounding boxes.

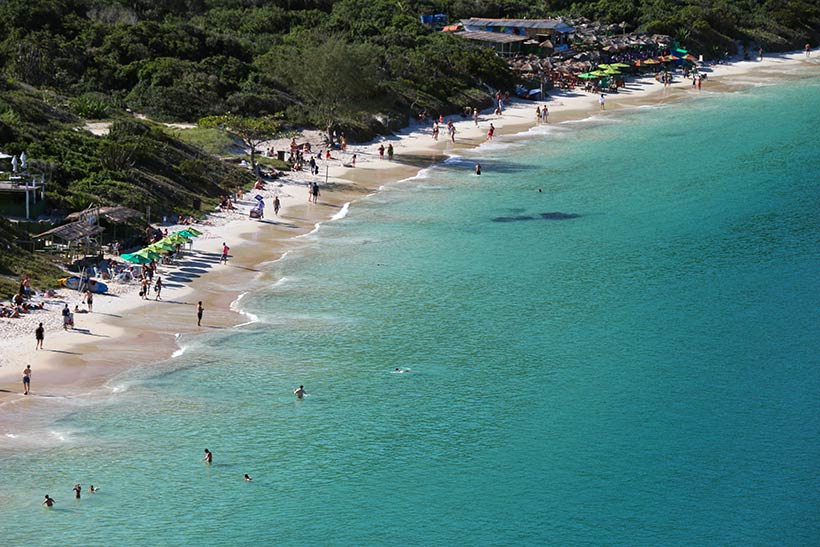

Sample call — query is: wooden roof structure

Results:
[65,205,143,223]
[34,221,105,242]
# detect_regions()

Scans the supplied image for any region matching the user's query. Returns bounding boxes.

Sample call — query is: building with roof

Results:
[456,18,575,57]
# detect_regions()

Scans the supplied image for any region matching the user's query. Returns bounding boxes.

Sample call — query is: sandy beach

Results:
[1,48,817,432]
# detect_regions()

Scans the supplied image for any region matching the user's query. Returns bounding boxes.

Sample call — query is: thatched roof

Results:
[66,206,143,224]
[34,221,105,242]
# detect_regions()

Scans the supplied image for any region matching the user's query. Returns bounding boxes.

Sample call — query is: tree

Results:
[199,114,283,169]
[268,36,380,143]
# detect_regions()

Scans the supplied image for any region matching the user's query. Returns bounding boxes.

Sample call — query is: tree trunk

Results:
[249,145,256,169]
[326,123,334,148]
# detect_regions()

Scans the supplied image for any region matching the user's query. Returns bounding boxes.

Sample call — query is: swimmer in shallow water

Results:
[294,385,306,399]
[244,474,253,481]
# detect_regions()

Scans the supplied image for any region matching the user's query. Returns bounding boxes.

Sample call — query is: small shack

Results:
[455,30,529,57]
[34,220,105,261]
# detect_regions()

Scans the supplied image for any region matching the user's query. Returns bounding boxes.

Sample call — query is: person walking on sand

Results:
[42,495,55,507]
[486,123,495,141]
[311,182,320,204]
[294,385,306,399]
[807,43,812,58]
[378,143,385,159]
[387,143,394,160]
[221,242,230,264]
[273,195,280,216]
[85,290,93,313]
[23,365,31,395]
[202,448,212,464]
[35,322,44,350]
[599,94,605,110]
[473,108,478,126]
[154,277,163,301]
[197,301,204,326]
[542,105,549,123]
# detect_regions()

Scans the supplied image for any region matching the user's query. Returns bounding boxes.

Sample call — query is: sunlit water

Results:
[1,75,819,546]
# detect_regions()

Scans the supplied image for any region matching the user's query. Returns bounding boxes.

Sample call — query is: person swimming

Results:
[202,448,212,464]
[293,385,306,399]
[244,474,253,481]
[43,494,55,507]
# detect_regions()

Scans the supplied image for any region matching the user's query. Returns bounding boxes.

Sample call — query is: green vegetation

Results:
[199,114,283,168]
[0,219,66,297]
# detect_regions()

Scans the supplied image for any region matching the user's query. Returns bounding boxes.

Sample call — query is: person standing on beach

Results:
[486,123,495,141]
[85,290,93,313]
[197,301,204,326]
[42,495,55,507]
[599,94,605,110]
[62,303,71,330]
[535,106,541,124]
[154,277,163,301]
[273,195,280,216]
[473,108,478,126]
[221,243,230,264]
[35,322,44,350]
[542,105,549,123]
[387,143,394,159]
[202,449,212,464]
[807,43,812,58]
[23,365,31,395]
[311,182,320,204]
[378,143,385,159]
[758,47,763,61]
[697,76,702,91]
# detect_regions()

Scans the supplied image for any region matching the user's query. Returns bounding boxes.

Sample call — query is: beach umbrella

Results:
[165,233,190,244]
[604,68,621,75]
[148,241,176,253]
[120,253,152,264]
[610,62,631,68]
[597,63,612,70]
[577,73,598,79]
[590,70,609,77]
[136,249,162,261]
[666,55,680,61]
[176,229,199,239]
[643,58,658,65]
[184,227,203,236]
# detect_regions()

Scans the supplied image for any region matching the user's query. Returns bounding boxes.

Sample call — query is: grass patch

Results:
[167,126,239,156]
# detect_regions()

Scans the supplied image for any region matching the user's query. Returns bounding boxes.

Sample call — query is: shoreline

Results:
[1,48,818,442]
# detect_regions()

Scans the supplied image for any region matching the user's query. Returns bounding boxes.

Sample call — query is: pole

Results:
[325,164,329,186]
[25,180,30,219]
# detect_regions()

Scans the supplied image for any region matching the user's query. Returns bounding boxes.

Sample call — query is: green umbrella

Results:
[610,62,631,69]
[590,70,609,77]
[177,229,199,239]
[597,64,612,70]
[148,241,176,253]
[120,253,152,264]
[165,233,190,244]
[136,249,162,261]
[184,227,203,236]
[578,72,599,79]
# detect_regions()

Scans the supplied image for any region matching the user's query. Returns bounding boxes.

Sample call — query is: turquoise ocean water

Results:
[1,75,819,546]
